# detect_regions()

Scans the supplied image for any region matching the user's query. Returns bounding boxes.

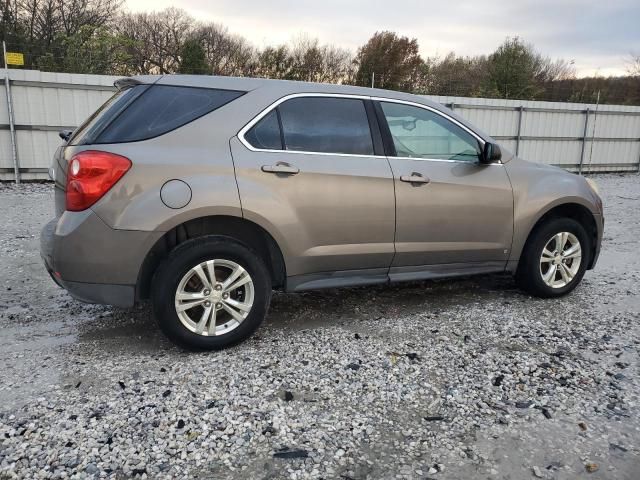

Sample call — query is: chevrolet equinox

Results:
[40,75,604,350]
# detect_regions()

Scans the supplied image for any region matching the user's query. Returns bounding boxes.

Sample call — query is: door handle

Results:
[400,173,430,184]
[261,163,300,175]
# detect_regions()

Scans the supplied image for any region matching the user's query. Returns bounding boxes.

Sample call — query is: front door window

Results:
[380,101,481,162]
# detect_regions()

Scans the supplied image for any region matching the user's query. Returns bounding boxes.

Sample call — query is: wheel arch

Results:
[517,202,599,271]
[137,215,286,300]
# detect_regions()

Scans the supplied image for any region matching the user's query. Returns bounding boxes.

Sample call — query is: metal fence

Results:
[2,69,640,181]
[0,69,118,181]
[428,95,640,174]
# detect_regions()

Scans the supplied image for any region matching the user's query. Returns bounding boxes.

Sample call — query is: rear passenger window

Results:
[88,85,244,144]
[279,97,374,155]
[244,110,282,150]
[69,85,148,146]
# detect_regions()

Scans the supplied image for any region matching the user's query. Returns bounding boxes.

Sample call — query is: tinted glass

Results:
[93,86,244,144]
[279,97,374,155]
[380,102,481,162]
[245,110,282,150]
[69,85,147,145]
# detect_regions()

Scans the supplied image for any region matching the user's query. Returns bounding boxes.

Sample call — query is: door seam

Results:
[228,137,245,217]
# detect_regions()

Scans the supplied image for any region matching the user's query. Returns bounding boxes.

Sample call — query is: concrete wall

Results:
[1,69,639,181]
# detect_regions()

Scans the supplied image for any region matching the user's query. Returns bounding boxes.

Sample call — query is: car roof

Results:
[126,74,444,111]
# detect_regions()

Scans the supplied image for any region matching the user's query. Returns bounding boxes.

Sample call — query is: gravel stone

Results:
[0,175,639,479]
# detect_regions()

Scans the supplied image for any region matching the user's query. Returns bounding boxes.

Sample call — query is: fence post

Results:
[515,106,524,156]
[2,41,19,184]
[578,108,590,175]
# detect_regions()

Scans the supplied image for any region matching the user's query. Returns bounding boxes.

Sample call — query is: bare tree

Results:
[1,3,638,105]
[116,7,190,74]
[58,0,122,36]
[317,44,352,83]
[195,22,255,76]
[253,36,351,83]
[627,53,640,76]
[534,57,576,82]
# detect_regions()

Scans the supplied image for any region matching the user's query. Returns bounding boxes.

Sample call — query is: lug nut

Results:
[216,302,222,309]
[204,289,210,295]
[204,301,211,307]
[215,284,222,291]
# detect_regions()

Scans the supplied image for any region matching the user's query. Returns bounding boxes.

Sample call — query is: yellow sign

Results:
[5,52,24,66]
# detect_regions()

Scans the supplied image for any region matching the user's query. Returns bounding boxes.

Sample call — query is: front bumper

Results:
[40,211,162,307]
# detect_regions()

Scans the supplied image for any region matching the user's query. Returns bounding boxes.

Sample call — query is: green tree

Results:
[485,36,542,99]
[60,25,133,74]
[179,37,209,74]
[426,53,489,97]
[256,45,293,79]
[353,31,424,91]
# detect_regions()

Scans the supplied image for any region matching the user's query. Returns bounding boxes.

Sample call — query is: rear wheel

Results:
[151,236,271,350]
[516,217,590,298]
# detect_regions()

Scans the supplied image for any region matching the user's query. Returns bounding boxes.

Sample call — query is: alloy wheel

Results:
[174,259,254,336]
[539,232,582,288]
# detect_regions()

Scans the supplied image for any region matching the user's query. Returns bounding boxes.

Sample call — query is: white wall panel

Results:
[523,110,586,138]
[1,70,639,181]
[519,140,583,167]
[424,94,640,171]
[0,130,13,170]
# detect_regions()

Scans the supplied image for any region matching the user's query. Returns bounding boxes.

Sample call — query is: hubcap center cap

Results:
[210,290,223,301]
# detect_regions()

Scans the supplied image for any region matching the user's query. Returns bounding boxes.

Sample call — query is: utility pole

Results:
[3,41,19,184]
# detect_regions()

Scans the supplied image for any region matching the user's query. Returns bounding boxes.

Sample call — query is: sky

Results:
[124,0,639,77]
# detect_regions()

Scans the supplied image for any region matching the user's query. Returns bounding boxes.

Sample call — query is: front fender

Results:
[505,158,601,266]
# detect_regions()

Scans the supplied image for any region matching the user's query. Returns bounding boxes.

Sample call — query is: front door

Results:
[375,100,513,275]
[231,95,396,285]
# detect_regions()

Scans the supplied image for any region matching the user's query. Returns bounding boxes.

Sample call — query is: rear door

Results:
[375,99,513,273]
[230,94,396,284]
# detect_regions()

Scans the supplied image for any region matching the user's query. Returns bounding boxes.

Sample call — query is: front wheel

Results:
[151,236,272,350]
[516,217,591,298]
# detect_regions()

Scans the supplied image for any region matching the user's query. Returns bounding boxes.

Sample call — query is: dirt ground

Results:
[0,174,638,479]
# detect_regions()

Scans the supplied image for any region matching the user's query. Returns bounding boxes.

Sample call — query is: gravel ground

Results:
[0,174,639,479]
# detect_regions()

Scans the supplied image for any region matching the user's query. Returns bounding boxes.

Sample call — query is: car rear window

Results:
[71,85,245,145]
[68,85,148,145]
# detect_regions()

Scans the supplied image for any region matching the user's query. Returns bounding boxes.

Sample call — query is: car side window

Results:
[94,86,244,144]
[275,97,374,155]
[243,96,377,155]
[380,101,481,162]
[245,110,283,150]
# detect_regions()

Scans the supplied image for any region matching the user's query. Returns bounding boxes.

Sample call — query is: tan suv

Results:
[40,75,604,350]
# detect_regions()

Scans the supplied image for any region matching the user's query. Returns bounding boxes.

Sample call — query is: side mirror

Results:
[481,142,501,164]
[59,129,73,141]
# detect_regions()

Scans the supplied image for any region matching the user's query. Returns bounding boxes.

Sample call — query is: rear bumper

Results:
[40,211,162,307]
[41,253,135,307]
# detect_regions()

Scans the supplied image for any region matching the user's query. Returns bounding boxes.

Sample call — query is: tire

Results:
[151,235,271,350]
[516,217,591,298]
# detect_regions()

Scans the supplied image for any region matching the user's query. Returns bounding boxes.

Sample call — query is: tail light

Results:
[66,150,131,211]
